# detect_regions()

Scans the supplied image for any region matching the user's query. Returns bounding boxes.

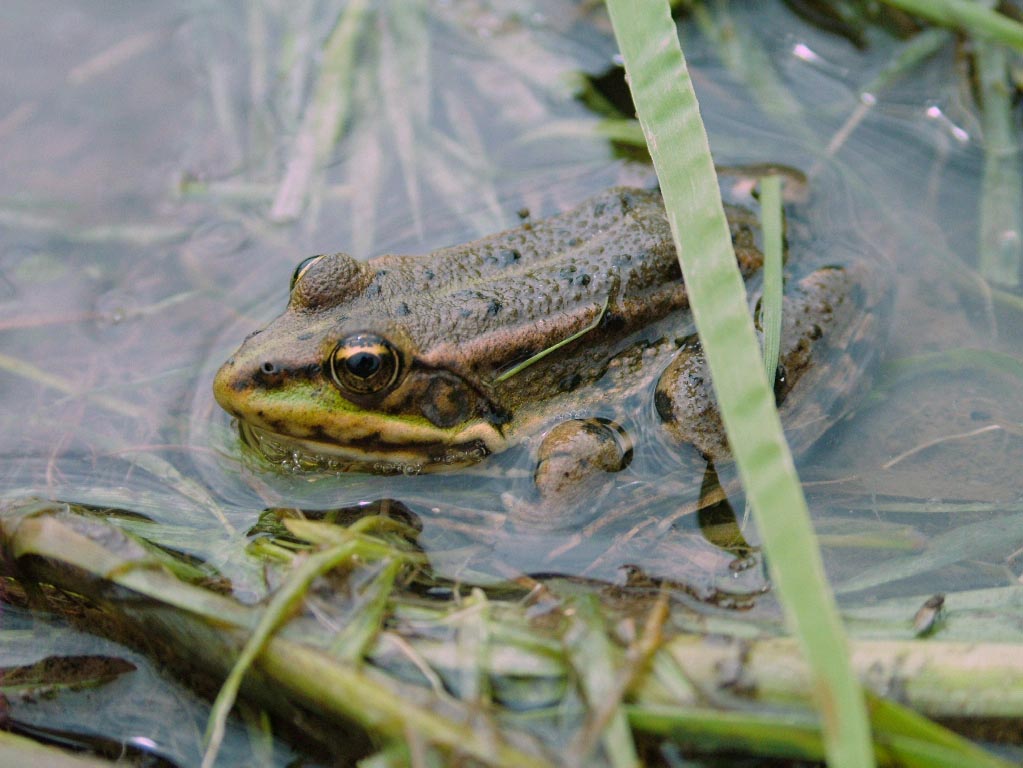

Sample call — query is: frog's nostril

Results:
[260,361,278,375]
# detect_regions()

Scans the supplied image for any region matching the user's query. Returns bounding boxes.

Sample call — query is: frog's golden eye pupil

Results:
[290,255,323,292]
[329,334,402,396]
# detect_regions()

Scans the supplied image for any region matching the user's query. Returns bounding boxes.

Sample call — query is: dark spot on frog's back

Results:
[559,265,592,286]
[599,309,626,333]
[558,373,582,392]
[490,248,520,267]
[654,388,675,423]
[617,189,638,211]
[590,188,637,222]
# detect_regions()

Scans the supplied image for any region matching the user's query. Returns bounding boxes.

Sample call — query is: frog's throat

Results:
[237,421,506,474]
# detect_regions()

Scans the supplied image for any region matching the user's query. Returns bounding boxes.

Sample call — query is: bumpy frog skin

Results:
[213,187,886,502]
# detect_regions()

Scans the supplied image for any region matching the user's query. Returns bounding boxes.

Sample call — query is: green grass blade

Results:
[976,38,1022,288]
[270,0,370,222]
[865,27,951,94]
[202,537,361,768]
[879,0,1023,51]
[866,693,1014,768]
[689,3,813,147]
[603,2,873,766]
[0,730,115,768]
[564,596,640,768]
[758,175,783,380]
[835,512,1023,595]
[629,702,1014,768]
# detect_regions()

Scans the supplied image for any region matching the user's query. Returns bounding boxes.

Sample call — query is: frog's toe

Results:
[534,417,633,500]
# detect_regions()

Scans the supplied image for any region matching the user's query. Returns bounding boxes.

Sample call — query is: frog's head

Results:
[213,253,510,473]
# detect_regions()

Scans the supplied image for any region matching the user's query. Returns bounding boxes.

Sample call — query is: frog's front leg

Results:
[506,417,632,529]
[654,260,887,461]
[534,417,632,499]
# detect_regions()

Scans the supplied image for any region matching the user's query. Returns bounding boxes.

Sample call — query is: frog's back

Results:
[346,189,761,378]
[382,187,674,291]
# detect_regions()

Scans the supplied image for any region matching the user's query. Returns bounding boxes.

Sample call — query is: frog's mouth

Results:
[236,421,497,475]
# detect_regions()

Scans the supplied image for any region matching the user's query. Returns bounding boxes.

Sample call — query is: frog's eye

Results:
[329,333,403,396]
[290,255,324,292]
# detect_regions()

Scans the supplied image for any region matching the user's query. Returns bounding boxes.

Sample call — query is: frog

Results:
[213,187,886,520]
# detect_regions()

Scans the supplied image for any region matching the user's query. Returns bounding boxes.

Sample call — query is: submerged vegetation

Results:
[3,500,1020,767]
[3,1,1023,766]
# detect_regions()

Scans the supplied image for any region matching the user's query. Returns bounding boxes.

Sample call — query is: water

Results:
[3,1,1023,764]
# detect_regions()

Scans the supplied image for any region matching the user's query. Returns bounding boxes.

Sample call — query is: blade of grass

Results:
[758,174,783,380]
[441,88,505,225]
[203,516,403,768]
[513,117,648,148]
[201,541,358,766]
[878,0,1023,51]
[689,2,814,148]
[0,730,115,768]
[563,595,640,768]
[880,347,1023,388]
[345,63,384,259]
[454,589,491,705]
[820,28,952,164]
[377,1,429,239]
[866,27,952,94]
[270,0,370,222]
[0,352,144,420]
[976,37,1022,288]
[657,633,1023,736]
[330,558,403,659]
[629,703,1014,768]
[604,2,873,766]
[276,0,315,128]
[866,692,1012,768]
[835,511,1023,595]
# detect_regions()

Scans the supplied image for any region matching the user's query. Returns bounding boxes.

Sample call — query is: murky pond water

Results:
[3,1,1023,764]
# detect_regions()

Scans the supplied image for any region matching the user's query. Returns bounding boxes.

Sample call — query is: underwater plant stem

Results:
[879,0,1023,52]
[271,0,370,222]
[976,38,1022,287]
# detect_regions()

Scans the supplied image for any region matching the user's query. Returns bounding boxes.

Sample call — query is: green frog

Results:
[213,187,885,515]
